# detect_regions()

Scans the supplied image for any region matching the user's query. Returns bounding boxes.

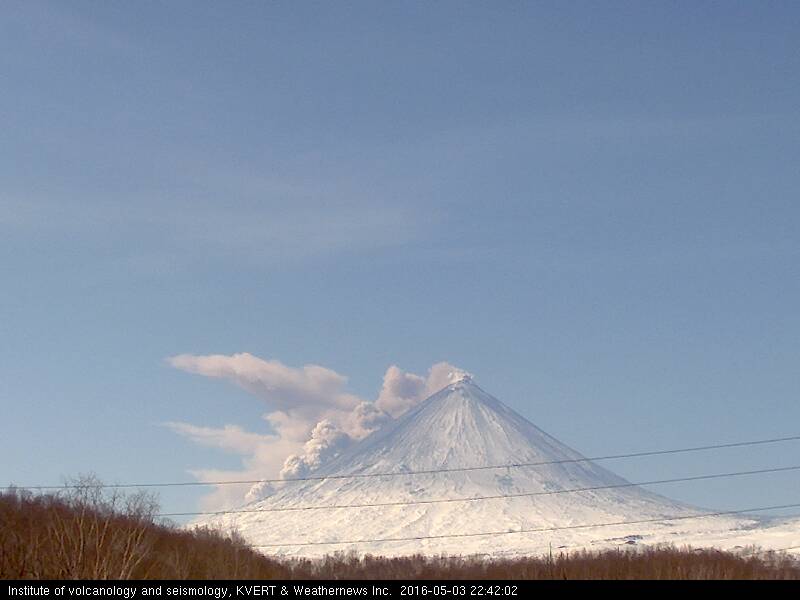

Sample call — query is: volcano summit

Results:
[198,378,797,557]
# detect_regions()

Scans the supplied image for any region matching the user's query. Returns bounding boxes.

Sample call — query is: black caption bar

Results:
[4,580,796,599]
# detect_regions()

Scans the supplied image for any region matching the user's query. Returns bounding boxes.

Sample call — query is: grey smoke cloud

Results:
[347,401,392,439]
[375,366,426,418]
[168,353,362,416]
[376,362,472,417]
[279,419,352,480]
[166,353,470,509]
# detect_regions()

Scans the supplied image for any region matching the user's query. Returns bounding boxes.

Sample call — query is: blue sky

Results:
[1,1,799,517]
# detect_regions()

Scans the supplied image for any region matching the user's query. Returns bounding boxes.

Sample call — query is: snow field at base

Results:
[195,380,800,558]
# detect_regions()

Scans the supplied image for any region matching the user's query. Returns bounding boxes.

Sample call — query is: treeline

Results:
[291,548,799,580]
[0,479,289,579]
[1,481,798,580]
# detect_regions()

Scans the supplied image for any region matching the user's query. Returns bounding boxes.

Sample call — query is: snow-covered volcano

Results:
[198,378,796,557]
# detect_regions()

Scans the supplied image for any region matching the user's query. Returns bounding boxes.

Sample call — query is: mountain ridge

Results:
[197,378,793,557]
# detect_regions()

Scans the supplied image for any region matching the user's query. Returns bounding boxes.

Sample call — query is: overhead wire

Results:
[13,433,800,491]
[251,502,800,547]
[157,463,800,517]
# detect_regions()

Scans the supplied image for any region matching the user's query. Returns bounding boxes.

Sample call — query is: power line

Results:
[14,433,800,490]
[251,502,800,547]
[158,464,800,517]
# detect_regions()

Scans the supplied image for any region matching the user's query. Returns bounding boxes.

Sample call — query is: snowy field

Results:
[196,379,800,558]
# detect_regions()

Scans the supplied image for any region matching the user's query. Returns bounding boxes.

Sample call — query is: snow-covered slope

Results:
[197,377,797,557]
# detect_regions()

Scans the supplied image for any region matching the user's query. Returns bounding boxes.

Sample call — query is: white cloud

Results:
[168,353,361,417]
[279,419,352,480]
[262,411,317,444]
[244,480,276,504]
[346,401,392,439]
[276,403,392,484]
[166,354,470,509]
[425,362,473,396]
[375,366,426,418]
[376,361,471,417]
[163,424,303,511]
[161,422,275,455]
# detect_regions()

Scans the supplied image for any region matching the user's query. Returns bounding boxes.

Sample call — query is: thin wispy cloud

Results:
[0,182,425,270]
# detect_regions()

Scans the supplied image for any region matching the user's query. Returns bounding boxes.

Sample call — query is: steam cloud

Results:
[166,354,471,509]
